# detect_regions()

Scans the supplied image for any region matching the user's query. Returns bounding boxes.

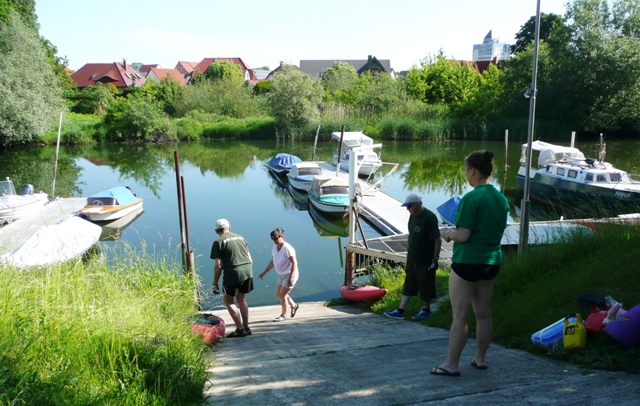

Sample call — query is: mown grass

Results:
[369,222,640,373]
[0,250,210,405]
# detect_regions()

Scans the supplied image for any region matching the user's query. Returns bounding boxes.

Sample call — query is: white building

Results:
[472,30,511,62]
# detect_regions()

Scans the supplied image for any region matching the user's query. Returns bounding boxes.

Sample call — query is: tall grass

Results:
[371,222,640,372]
[0,251,210,405]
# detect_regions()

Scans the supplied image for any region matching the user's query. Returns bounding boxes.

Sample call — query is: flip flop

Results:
[226,329,246,338]
[471,359,488,370]
[291,303,299,318]
[430,366,461,377]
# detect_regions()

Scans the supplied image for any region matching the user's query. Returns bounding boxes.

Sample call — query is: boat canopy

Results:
[330,131,376,149]
[521,141,585,167]
[268,153,302,169]
[87,186,138,206]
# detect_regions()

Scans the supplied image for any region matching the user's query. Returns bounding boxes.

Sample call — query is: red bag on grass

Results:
[585,305,609,334]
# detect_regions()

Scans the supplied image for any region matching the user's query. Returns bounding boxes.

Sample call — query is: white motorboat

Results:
[0,177,49,224]
[331,131,382,177]
[287,162,323,191]
[80,186,144,222]
[308,176,350,218]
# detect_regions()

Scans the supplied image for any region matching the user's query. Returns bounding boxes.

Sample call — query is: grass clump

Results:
[0,253,210,405]
[370,223,640,373]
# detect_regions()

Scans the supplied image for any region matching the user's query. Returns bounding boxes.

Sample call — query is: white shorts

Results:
[277,272,298,288]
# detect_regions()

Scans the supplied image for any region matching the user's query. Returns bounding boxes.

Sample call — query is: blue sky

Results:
[36,0,568,72]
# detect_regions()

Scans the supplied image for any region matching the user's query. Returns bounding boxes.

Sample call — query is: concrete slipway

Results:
[204,302,639,405]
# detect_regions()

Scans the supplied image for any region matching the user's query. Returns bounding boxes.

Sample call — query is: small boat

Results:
[331,131,383,177]
[0,216,101,268]
[308,176,350,218]
[340,284,387,302]
[80,186,144,222]
[99,206,144,241]
[0,177,49,224]
[516,135,640,214]
[287,162,323,191]
[266,153,302,176]
[190,313,226,344]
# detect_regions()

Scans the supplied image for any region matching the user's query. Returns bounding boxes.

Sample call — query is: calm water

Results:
[2,137,640,308]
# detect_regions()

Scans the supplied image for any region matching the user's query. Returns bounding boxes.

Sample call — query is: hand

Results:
[259,272,265,280]
[212,284,220,295]
[429,260,439,272]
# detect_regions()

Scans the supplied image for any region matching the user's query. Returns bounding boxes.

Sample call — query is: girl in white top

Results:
[258,227,300,321]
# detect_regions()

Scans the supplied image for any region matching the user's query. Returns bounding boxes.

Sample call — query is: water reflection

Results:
[98,207,145,241]
[308,204,349,237]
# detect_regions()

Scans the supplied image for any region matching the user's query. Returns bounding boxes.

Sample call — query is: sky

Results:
[35,0,568,72]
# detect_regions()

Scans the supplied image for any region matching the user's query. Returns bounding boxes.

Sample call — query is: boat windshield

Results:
[299,168,322,176]
[0,180,16,196]
[322,185,348,195]
[610,173,622,182]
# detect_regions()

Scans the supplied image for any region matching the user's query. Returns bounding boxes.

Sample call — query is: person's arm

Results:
[444,227,471,243]
[288,255,298,283]
[213,259,223,293]
[433,235,442,262]
[259,259,274,280]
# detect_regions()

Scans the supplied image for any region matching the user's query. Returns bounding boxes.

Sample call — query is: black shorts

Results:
[223,278,254,297]
[451,263,500,282]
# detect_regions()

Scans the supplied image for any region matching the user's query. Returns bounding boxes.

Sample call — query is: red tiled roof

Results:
[70,61,147,89]
[148,67,187,85]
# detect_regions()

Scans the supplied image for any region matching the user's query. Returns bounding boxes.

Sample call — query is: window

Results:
[585,173,593,182]
[557,168,565,176]
[568,170,578,179]
[597,175,606,182]
[546,166,553,173]
[610,173,622,182]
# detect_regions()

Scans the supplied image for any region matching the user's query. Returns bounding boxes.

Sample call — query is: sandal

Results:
[430,366,460,377]
[471,359,487,370]
[273,315,286,322]
[291,303,299,318]
[226,328,246,338]
[244,328,252,336]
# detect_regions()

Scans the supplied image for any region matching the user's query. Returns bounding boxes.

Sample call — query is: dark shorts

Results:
[451,263,500,282]
[402,261,436,303]
[223,277,254,298]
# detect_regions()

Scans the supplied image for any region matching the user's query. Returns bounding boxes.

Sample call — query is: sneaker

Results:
[384,309,405,320]
[412,309,432,320]
[273,315,286,322]
[291,303,299,318]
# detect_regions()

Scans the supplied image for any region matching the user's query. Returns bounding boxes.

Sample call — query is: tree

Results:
[72,84,115,115]
[511,13,567,55]
[356,72,405,115]
[321,62,359,105]
[204,60,244,84]
[0,10,64,145]
[267,66,324,139]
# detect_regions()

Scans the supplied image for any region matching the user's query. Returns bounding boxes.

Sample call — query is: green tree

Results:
[511,13,567,55]
[321,62,359,105]
[204,60,244,84]
[0,10,64,145]
[174,78,263,119]
[356,72,405,115]
[267,66,324,139]
[0,0,35,29]
[72,84,115,115]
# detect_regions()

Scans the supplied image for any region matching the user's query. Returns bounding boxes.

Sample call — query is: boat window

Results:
[299,168,322,176]
[597,175,606,182]
[567,170,578,179]
[322,186,348,195]
[610,173,622,182]
[585,173,593,182]
[546,166,553,173]
[557,168,565,176]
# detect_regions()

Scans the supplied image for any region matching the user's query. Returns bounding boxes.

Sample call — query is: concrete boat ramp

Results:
[204,302,640,405]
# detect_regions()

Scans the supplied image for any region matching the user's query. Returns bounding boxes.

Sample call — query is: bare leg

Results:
[438,271,475,373]
[235,291,249,330]
[223,294,243,330]
[398,294,411,310]
[275,285,287,316]
[471,279,493,366]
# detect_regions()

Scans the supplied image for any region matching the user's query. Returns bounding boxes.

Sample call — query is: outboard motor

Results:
[21,184,35,195]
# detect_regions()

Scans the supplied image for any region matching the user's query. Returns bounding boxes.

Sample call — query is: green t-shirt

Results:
[407,208,440,265]
[210,231,253,286]
[452,184,509,265]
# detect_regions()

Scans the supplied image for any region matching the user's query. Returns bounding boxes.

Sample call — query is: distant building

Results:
[70,59,146,92]
[472,30,511,62]
[299,55,394,80]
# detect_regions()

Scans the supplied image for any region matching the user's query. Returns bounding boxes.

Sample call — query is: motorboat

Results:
[308,176,350,218]
[80,186,144,222]
[331,131,382,177]
[287,162,323,191]
[266,153,301,176]
[516,135,640,213]
[0,177,49,224]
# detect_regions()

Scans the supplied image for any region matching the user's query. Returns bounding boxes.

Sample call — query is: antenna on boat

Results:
[51,112,63,198]
[519,0,541,253]
[598,133,606,164]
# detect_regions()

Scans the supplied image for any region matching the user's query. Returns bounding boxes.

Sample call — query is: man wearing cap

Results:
[211,218,254,338]
[385,194,442,320]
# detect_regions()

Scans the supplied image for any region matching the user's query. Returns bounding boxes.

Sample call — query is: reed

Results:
[0,249,209,405]
[372,222,640,372]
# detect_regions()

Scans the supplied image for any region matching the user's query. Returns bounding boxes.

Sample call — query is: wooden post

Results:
[173,151,186,272]
[345,250,355,287]
[311,124,320,161]
[336,125,345,177]
[504,129,509,173]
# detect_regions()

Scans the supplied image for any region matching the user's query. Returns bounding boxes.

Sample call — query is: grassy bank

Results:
[370,222,640,373]
[0,251,210,405]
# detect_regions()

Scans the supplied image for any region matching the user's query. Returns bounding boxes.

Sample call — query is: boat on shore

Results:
[516,136,640,214]
[80,186,144,222]
[0,177,49,224]
[331,131,382,177]
[308,176,350,218]
[266,153,301,176]
[287,162,323,191]
[340,284,387,302]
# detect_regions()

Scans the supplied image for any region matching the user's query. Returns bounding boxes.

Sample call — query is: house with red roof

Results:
[71,59,146,92]
[188,57,258,83]
[175,61,198,76]
[147,67,188,85]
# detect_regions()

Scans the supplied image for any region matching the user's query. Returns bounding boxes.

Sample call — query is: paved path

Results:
[204,302,639,405]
